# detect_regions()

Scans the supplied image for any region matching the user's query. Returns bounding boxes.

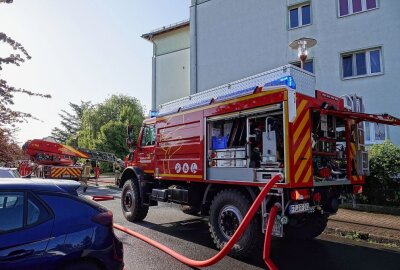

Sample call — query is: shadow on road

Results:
[82,186,400,269]
[133,218,400,270]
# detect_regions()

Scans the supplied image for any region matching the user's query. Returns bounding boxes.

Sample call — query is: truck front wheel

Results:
[284,212,328,240]
[121,180,148,222]
[208,189,260,259]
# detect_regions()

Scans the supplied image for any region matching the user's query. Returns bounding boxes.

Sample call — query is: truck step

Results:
[150,189,169,202]
[150,188,189,204]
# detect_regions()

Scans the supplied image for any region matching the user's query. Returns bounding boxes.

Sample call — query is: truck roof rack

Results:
[157,64,315,116]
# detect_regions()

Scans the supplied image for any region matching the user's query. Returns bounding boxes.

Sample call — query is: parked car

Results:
[0,179,124,270]
[0,167,20,178]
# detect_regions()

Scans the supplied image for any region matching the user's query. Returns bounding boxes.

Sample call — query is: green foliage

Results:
[96,121,128,157]
[363,141,400,206]
[77,94,144,160]
[51,101,92,144]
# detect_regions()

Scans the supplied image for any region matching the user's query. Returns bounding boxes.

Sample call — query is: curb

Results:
[324,226,400,247]
[340,203,400,216]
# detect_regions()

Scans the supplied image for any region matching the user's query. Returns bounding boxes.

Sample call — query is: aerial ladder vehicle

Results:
[23,139,118,179]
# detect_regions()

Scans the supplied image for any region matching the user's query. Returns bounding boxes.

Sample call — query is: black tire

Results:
[284,212,328,240]
[121,180,148,222]
[208,189,261,259]
[62,261,100,270]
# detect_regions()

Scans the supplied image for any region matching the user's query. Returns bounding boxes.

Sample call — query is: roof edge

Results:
[141,19,190,40]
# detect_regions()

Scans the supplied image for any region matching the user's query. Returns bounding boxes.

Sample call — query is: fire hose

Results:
[112,173,283,269]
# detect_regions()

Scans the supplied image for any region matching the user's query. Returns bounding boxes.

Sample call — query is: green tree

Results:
[77,94,144,159]
[363,140,400,206]
[96,121,128,158]
[51,101,92,144]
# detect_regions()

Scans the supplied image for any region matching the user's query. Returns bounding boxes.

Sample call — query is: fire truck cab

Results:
[119,65,400,258]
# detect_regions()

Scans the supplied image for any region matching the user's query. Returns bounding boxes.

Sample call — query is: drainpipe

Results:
[150,38,157,111]
[190,0,198,94]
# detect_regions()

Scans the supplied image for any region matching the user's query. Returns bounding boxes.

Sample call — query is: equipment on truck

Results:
[22,139,118,179]
[118,65,400,258]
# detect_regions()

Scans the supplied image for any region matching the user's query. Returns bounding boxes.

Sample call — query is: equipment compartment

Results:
[206,105,284,182]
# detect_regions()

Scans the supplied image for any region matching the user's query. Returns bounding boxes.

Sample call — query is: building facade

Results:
[144,0,400,145]
[189,0,400,145]
[142,20,190,110]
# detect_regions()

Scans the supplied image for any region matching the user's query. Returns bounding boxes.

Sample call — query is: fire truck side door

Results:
[137,125,156,172]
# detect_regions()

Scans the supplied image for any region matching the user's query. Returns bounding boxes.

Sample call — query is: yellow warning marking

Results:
[294,129,311,163]
[295,148,311,182]
[294,113,310,143]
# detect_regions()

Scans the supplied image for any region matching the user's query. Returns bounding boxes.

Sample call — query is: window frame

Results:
[338,0,378,17]
[0,191,53,234]
[291,59,314,74]
[140,125,156,147]
[288,2,312,30]
[340,47,383,80]
[0,191,25,233]
[364,122,388,145]
[25,192,53,229]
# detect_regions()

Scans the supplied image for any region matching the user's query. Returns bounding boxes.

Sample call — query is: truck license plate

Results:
[272,219,282,237]
[289,203,310,214]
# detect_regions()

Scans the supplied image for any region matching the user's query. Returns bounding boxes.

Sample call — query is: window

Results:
[341,48,382,79]
[289,3,311,29]
[0,192,51,233]
[0,169,20,178]
[0,192,24,232]
[141,125,156,146]
[292,59,314,73]
[27,193,51,226]
[338,0,377,16]
[364,122,387,144]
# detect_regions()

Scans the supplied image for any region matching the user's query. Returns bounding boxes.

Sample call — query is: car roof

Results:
[0,178,80,194]
[0,167,17,170]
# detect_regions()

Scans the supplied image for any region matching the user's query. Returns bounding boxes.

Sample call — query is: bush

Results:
[363,140,400,206]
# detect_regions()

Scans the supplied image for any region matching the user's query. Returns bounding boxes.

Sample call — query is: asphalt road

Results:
[83,186,400,270]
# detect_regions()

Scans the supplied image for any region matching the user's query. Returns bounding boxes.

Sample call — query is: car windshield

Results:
[10,170,21,178]
[0,169,20,178]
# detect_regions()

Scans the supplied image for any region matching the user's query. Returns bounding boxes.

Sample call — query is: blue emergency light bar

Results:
[264,76,296,90]
[149,110,158,118]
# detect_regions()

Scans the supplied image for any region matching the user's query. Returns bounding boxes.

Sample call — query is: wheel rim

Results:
[218,205,243,239]
[123,190,134,211]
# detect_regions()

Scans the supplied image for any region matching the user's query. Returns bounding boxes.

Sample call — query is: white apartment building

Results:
[144,0,400,145]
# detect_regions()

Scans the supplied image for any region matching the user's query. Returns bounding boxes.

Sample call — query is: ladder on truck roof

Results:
[157,65,316,116]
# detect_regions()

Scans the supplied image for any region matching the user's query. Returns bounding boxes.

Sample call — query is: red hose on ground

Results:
[263,204,280,270]
[113,173,282,269]
[92,195,114,201]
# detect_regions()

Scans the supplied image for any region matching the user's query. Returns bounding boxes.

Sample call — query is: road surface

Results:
[84,186,400,270]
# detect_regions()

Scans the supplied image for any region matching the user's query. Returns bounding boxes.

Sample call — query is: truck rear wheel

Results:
[284,212,328,240]
[121,180,148,222]
[208,189,260,259]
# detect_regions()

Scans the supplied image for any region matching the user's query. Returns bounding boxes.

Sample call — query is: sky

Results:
[0,0,189,144]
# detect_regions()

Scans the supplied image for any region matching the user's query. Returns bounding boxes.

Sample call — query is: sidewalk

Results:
[326,208,400,246]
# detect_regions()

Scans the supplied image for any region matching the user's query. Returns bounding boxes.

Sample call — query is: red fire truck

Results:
[23,139,117,179]
[119,65,400,258]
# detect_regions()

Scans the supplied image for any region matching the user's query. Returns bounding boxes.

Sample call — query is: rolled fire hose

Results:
[113,173,283,269]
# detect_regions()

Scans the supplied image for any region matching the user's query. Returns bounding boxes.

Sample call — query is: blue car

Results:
[0,179,124,270]
[0,167,21,178]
